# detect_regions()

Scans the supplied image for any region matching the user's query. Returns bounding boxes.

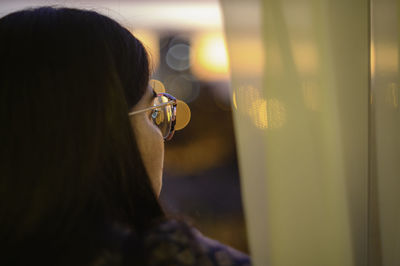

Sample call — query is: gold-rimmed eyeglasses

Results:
[128,92,178,141]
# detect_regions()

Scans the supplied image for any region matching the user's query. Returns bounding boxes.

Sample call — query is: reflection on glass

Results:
[234,85,286,129]
[249,98,268,129]
[267,98,286,129]
[232,91,238,110]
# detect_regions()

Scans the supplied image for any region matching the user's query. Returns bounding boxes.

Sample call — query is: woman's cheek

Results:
[141,116,165,195]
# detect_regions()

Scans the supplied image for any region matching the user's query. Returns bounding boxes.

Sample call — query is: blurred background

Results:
[4,1,397,265]
[0,0,248,252]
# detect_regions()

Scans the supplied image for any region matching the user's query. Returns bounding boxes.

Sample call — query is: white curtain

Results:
[221,0,399,265]
[370,0,400,265]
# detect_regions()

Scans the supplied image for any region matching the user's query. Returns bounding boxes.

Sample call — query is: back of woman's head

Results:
[0,6,163,264]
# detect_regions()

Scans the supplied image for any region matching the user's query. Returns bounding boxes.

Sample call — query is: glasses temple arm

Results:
[128,100,175,116]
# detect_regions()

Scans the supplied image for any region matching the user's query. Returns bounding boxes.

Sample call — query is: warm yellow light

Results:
[235,85,268,129]
[191,32,230,81]
[267,98,286,129]
[376,43,398,74]
[204,36,229,71]
[249,98,269,129]
[292,41,318,75]
[232,91,238,110]
[228,36,265,77]
[149,79,165,94]
[234,85,286,129]
[130,29,160,70]
[371,41,376,78]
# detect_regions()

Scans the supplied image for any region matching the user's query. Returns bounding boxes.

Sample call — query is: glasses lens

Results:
[151,95,174,138]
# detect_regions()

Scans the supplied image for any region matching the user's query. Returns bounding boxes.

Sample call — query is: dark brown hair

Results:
[0,6,164,265]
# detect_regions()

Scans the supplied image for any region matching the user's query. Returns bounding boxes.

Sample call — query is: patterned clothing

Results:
[142,220,251,266]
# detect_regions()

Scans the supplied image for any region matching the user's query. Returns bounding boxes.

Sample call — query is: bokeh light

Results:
[166,43,191,71]
[131,29,160,70]
[234,85,286,129]
[164,74,200,103]
[149,79,166,94]
[191,32,230,81]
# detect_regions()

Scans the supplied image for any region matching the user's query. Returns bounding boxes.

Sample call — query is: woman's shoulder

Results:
[142,219,251,266]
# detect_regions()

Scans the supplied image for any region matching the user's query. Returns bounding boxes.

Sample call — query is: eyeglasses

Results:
[128,93,178,141]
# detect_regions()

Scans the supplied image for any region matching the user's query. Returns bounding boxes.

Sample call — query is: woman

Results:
[0,6,250,266]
